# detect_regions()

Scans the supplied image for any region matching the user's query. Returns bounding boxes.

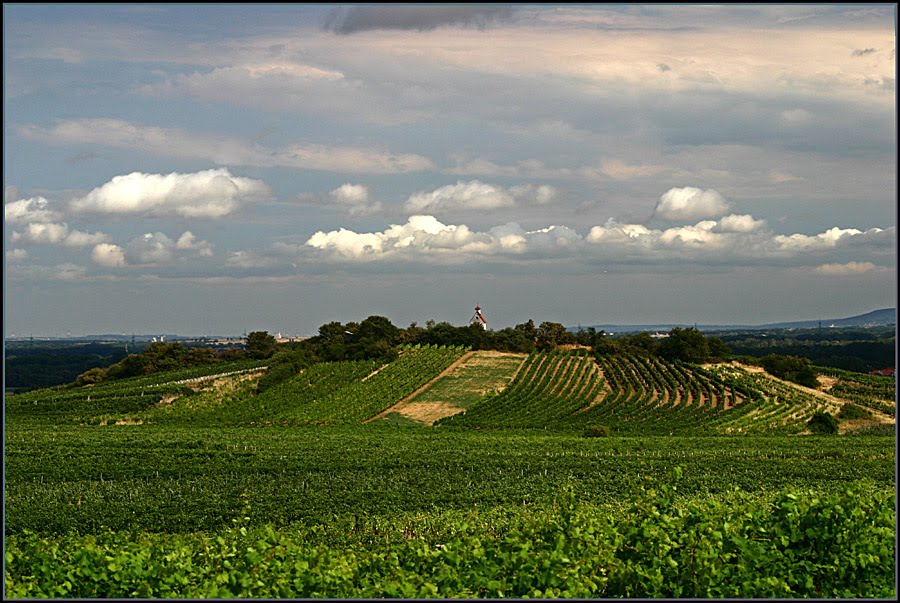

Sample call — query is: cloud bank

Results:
[302,214,892,267]
[22,120,436,174]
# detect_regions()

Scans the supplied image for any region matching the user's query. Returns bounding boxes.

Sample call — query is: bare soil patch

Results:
[395,401,466,425]
[817,375,838,391]
[159,394,179,405]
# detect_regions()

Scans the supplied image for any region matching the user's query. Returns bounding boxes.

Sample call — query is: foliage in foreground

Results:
[5,481,894,599]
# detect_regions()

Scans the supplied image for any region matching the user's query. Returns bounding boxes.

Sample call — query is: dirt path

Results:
[152,366,268,388]
[363,351,475,423]
[361,363,390,382]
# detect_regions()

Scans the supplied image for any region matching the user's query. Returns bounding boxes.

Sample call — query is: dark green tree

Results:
[245,331,278,359]
[514,319,537,342]
[536,321,574,350]
[707,336,730,360]
[105,353,150,380]
[760,354,818,388]
[658,328,709,363]
[356,316,399,344]
[74,366,109,386]
[317,321,346,342]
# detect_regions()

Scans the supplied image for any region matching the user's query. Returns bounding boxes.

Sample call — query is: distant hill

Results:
[575,308,896,334]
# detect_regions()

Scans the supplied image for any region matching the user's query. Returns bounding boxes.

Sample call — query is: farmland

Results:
[4,343,896,598]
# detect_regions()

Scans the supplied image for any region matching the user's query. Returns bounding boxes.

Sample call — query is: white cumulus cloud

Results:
[91,243,127,267]
[404,180,557,213]
[11,222,111,248]
[63,230,112,248]
[5,196,62,224]
[125,231,211,265]
[69,168,271,218]
[654,187,731,221]
[12,222,70,245]
[328,184,382,215]
[126,232,175,265]
[176,231,214,257]
[713,214,768,233]
[306,214,581,262]
[772,226,869,252]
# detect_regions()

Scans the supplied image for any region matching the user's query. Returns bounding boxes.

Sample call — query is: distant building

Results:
[868,368,895,377]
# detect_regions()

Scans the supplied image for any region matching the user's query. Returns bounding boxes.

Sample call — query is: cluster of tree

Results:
[759,354,819,388]
[73,341,249,386]
[593,328,730,364]
[400,319,601,352]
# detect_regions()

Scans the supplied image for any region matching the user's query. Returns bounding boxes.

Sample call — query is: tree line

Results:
[72,316,827,392]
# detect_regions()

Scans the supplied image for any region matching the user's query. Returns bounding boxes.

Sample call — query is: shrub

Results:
[74,367,108,387]
[807,411,838,435]
[583,424,610,437]
[837,403,872,421]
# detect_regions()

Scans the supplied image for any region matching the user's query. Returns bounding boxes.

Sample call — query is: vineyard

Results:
[4,359,270,426]
[4,344,896,597]
[4,346,467,428]
[437,350,893,435]
[815,365,896,415]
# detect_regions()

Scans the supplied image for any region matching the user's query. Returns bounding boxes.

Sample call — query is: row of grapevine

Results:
[439,350,605,429]
[5,382,196,425]
[5,359,271,426]
[814,366,895,414]
[438,350,849,435]
[283,345,468,425]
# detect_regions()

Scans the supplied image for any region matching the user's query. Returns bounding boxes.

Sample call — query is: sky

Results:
[3,3,897,337]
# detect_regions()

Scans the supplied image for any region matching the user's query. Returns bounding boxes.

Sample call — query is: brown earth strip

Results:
[573,362,609,413]
[390,401,466,425]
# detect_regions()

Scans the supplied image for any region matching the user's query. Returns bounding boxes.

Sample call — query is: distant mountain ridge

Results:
[574,308,896,334]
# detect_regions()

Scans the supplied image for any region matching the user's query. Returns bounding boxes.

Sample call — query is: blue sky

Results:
[4,4,896,337]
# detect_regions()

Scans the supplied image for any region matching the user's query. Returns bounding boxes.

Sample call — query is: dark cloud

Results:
[323,5,515,34]
[851,47,876,57]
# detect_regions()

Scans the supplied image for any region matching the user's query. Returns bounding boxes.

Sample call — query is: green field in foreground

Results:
[5,425,896,535]
[4,424,895,598]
